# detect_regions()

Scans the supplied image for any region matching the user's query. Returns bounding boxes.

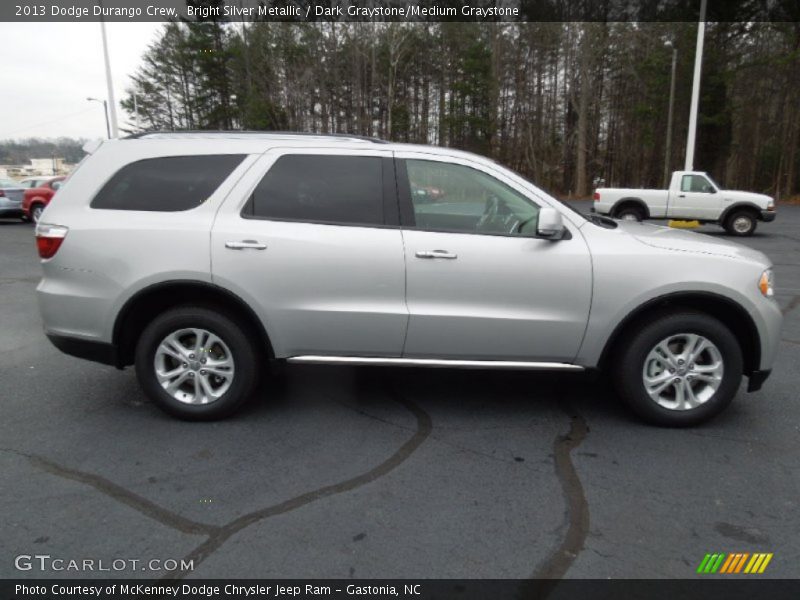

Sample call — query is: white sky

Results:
[1,22,163,140]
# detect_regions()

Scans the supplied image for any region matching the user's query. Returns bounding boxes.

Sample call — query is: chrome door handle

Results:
[415,250,457,259]
[225,240,267,250]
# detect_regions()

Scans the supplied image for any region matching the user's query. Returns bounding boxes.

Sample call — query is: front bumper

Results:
[760,210,776,222]
[747,369,772,392]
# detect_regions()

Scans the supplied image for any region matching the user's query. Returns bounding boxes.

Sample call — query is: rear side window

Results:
[246,155,384,226]
[91,154,245,211]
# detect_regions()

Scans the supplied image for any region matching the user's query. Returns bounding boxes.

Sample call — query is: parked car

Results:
[592,171,776,236]
[19,176,55,189]
[0,178,26,220]
[35,133,782,425]
[23,176,65,223]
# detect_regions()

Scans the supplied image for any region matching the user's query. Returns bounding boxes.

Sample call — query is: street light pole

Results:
[98,1,119,138]
[664,41,678,187]
[87,97,111,139]
[685,0,707,171]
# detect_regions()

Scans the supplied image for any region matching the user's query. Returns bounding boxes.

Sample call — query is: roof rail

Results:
[123,130,389,144]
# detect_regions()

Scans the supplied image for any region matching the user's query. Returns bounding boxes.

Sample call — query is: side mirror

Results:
[536,207,566,240]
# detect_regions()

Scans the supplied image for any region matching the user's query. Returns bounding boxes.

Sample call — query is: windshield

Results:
[0,179,20,188]
[705,174,721,190]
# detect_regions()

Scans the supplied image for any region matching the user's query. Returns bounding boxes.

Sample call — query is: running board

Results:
[286,355,584,371]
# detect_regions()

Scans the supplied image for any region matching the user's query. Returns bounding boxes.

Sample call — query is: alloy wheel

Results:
[642,333,724,411]
[153,328,235,405]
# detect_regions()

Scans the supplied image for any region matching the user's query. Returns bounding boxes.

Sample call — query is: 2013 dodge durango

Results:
[35,132,782,425]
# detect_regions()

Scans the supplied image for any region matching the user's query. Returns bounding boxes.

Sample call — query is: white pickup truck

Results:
[592,171,776,236]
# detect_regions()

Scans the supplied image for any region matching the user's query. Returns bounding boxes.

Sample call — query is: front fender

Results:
[719,202,763,223]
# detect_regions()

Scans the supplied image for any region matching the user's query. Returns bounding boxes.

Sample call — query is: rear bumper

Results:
[760,210,776,222]
[47,333,119,367]
[747,369,772,392]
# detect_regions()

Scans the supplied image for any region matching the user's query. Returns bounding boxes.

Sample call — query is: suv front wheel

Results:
[135,306,260,420]
[614,311,743,426]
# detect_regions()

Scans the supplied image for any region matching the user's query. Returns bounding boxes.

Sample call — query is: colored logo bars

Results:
[697,553,773,574]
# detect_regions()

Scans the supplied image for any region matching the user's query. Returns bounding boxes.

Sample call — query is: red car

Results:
[23,176,65,223]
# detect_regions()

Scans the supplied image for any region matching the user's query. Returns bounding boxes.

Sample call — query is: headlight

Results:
[758,269,774,298]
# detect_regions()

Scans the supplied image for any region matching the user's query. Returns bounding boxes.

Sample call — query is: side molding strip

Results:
[286,355,585,371]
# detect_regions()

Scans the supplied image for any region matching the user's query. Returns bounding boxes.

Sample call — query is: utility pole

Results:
[664,41,678,187]
[685,0,707,170]
[98,1,119,137]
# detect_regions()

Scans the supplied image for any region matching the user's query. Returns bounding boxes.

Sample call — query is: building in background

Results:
[0,158,73,179]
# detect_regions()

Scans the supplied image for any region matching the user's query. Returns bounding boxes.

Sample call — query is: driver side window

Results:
[681,174,713,193]
[404,159,539,236]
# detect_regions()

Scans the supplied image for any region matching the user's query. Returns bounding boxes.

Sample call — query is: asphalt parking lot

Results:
[1,207,799,581]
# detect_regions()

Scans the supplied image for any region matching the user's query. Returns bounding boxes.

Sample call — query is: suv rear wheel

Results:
[614,311,743,426]
[134,306,260,420]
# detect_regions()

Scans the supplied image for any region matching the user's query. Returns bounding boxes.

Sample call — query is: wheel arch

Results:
[719,202,762,223]
[29,199,47,212]
[610,197,650,219]
[598,291,761,376]
[113,280,274,368]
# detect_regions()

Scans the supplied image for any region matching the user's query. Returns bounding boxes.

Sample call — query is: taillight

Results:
[0,190,5,197]
[593,192,600,201]
[35,223,68,259]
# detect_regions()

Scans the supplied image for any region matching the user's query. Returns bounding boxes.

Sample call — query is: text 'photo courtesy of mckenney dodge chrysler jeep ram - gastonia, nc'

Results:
[34,132,782,426]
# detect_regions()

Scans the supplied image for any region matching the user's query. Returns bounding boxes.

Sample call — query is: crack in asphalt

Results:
[5,380,592,583]
[160,388,432,579]
[522,398,590,597]
[2,387,431,580]
[0,448,218,537]
[338,400,551,468]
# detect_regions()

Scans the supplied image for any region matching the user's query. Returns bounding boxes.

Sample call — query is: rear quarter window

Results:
[91,154,245,211]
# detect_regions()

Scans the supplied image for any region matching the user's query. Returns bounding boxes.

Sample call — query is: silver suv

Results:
[35,133,782,425]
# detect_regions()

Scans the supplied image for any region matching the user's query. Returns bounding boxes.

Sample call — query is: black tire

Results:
[613,311,743,427]
[724,210,757,236]
[31,204,44,223]
[134,305,261,420]
[615,205,645,222]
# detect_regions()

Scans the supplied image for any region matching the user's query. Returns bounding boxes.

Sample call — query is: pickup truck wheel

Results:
[724,210,757,236]
[615,206,644,222]
[614,312,743,426]
[134,306,260,420]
